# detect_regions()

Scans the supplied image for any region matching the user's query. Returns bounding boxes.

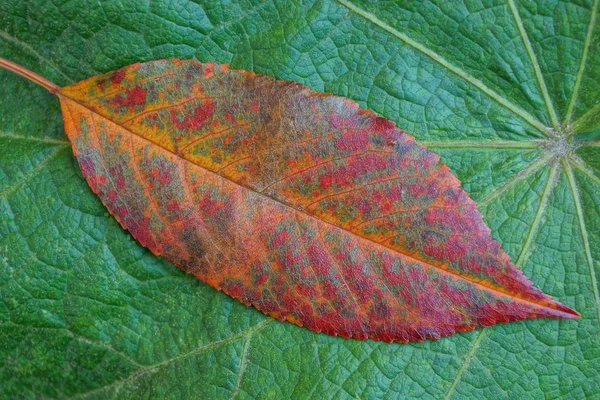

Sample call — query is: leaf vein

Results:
[442,329,487,400]
[515,162,559,266]
[563,161,600,325]
[507,0,559,131]
[421,140,540,149]
[230,332,254,400]
[69,319,273,399]
[477,152,552,208]
[565,0,600,128]
[0,131,69,145]
[0,145,68,199]
[334,0,548,134]
[0,30,72,83]
[570,157,600,186]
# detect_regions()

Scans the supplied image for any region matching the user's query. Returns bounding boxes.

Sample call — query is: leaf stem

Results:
[0,57,59,93]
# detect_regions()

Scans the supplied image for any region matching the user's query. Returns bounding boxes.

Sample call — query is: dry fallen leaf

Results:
[0,57,578,343]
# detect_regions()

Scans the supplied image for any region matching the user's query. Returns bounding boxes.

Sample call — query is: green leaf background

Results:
[1,0,599,398]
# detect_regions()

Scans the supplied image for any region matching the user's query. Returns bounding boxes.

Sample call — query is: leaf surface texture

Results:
[0,0,598,398]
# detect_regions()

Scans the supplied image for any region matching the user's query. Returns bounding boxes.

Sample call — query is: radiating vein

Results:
[508,0,559,131]
[563,161,600,324]
[0,145,68,199]
[421,140,539,149]
[0,131,70,145]
[477,152,552,208]
[579,140,600,147]
[443,329,486,400]
[335,0,548,134]
[70,319,273,399]
[571,101,600,134]
[515,162,559,266]
[570,157,600,186]
[230,332,253,400]
[0,30,72,83]
[565,0,600,127]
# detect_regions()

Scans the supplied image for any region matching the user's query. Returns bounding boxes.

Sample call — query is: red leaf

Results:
[17,58,579,343]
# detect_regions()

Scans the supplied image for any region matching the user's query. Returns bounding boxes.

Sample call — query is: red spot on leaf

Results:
[167,200,180,211]
[110,69,126,84]
[107,190,118,203]
[224,113,235,124]
[111,86,147,109]
[319,173,333,190]
[170,101,216,130]
[150,165,173,186]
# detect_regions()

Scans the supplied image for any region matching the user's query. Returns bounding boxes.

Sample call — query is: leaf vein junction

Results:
[70,319,273,399]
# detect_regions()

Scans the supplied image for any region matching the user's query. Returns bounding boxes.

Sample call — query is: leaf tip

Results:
[541,298,580,319]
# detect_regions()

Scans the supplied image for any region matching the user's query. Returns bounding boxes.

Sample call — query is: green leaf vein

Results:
[507,0,559,131]
[565,0,600,127]
[0,30,72,84]
[0,144,68,199]
[563,160,600,325]
[443,161,560,399]
[335,0,549,134]
[70,319,273,399]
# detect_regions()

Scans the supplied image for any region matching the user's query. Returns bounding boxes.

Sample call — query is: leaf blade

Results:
[58,59,576,343]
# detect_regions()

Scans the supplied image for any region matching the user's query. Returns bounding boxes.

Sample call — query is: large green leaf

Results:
[0,0,598,398]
